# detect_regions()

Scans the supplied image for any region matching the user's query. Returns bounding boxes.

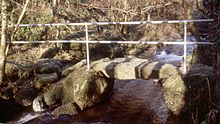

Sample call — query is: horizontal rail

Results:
[9,19,214,73]
[10,40,214,45]
[11,19,214,27]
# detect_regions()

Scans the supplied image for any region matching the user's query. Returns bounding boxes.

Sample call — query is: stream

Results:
[4,37,197,124]
[9,80,191,124]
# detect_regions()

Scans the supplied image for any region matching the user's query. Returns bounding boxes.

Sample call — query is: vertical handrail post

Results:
[183,21,187,74]
[56,25,60,48]
[85,24,90,70]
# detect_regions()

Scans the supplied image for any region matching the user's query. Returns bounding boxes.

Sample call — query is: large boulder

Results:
[91,58,179,79]
[162,73,186,115]
[33,68,114,116]
[162,64,215,115]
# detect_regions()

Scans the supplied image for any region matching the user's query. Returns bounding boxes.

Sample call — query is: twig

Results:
[9,0,23,7]
[142,2,172,12]
[206,77,220,110]
[8,0,34,11]
[78,2,137,15]
[10,0,30,42]
[191,107,198,124]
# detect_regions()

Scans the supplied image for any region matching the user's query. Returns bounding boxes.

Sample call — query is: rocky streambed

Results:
[1,56,219,124]
[0,41,219,124]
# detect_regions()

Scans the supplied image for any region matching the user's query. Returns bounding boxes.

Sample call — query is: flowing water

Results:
[8,79,191,124]
[155,36,196,64]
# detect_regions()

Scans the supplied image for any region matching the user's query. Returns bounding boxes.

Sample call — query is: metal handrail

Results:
[11,19,214,27]
[10,40,213,44]
[10,19,214,74]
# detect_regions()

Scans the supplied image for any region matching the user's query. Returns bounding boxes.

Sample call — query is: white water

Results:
[156,50,182,62]
[17,113,41,124]
[156,36,196,63]
[16,112,51,124]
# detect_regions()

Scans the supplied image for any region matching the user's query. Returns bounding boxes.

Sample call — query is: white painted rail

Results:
[10,19,214,74]
[11,19,214,27]
[10,40,214,44]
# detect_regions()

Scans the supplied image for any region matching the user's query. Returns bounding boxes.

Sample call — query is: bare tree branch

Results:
[10,0,30,42]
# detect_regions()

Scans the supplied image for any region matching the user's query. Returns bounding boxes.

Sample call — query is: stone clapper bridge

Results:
[10,19,214,74]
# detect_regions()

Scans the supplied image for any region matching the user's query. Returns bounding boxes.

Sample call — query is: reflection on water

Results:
[11,79,191,124]
[73,79,169,124]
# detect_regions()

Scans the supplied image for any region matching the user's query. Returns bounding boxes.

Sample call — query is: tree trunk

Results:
[0,0,7,85]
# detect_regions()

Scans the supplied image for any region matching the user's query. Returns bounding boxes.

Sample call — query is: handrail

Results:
[10,40,214,45]
[9,19,214,74]
[10,19,214,27]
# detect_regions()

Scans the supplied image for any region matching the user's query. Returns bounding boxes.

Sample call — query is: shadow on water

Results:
[68,79,170,124]
[0,99,31,123]
[64,59,190,124]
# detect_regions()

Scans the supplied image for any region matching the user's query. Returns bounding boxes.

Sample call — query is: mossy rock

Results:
[34,73,59,89]
[163,74,186,115]
[162,64,215,115]
[92,58,179,80]
[33,68,114,115]
[141,62,179,79]
[63,68,114,110]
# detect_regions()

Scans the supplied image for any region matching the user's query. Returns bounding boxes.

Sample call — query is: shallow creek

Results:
[5,37,198,124]
[8,79,192,124]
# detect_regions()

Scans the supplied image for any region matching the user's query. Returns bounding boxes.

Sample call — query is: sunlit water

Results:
[155,36,197,66]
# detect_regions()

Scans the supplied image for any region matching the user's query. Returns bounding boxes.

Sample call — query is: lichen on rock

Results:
[33,68,114,116]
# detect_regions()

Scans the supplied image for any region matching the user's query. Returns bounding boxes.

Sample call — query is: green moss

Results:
[163,74,186,115]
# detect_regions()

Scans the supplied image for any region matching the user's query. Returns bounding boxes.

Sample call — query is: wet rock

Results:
[33,69,114,116]
[15,87,38,106]
[34,73,59,89]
